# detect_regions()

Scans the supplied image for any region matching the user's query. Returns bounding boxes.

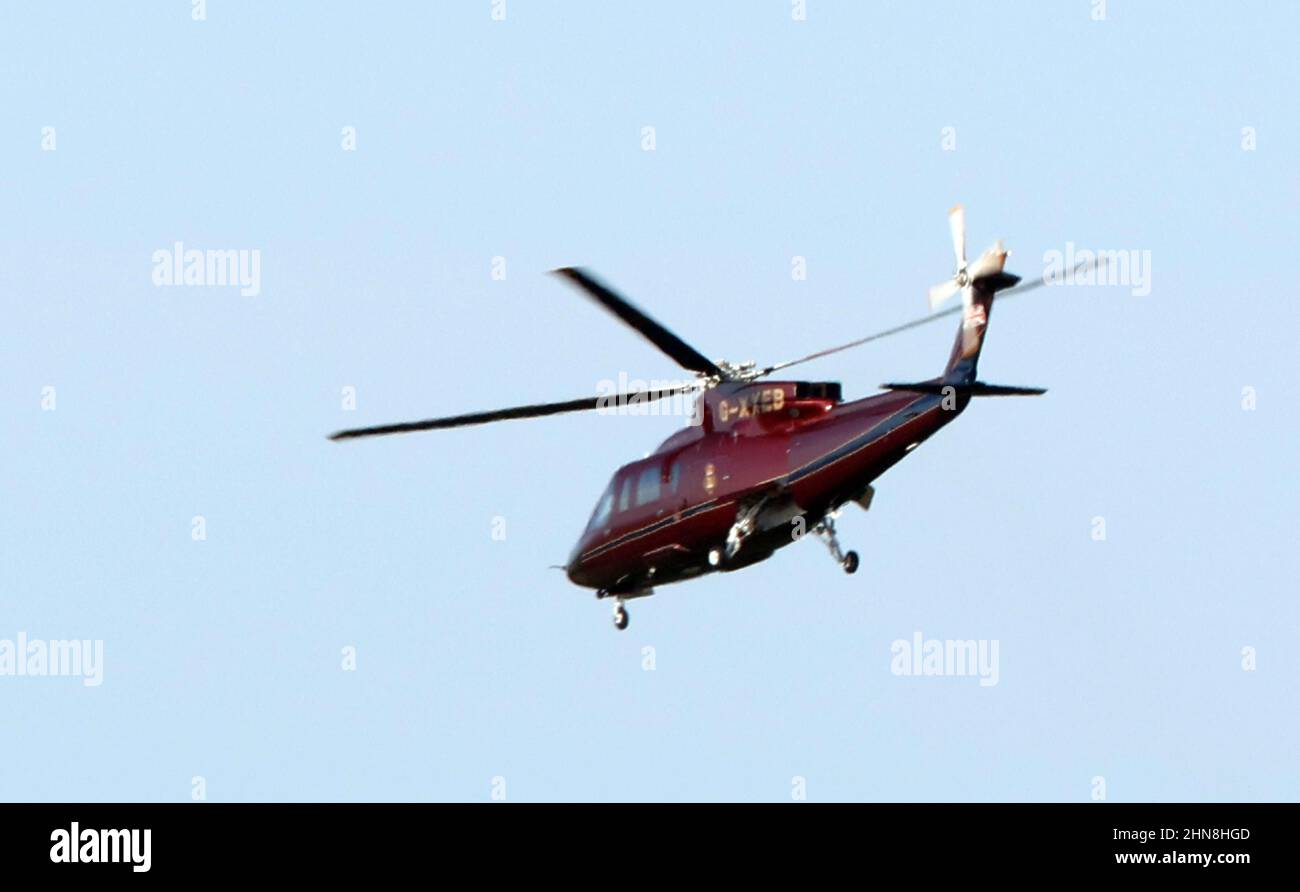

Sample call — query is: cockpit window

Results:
[589,485,614,529]
[669,459,681,493]
[635,465,660,506]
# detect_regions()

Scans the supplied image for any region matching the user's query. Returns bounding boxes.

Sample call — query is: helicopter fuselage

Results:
[565,380,965,593]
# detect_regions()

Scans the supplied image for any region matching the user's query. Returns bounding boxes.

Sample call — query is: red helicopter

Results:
[332,207,1065,630]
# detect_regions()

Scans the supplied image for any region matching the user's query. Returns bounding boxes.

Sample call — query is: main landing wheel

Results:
[842,551,860,575]
[613,605,629,631]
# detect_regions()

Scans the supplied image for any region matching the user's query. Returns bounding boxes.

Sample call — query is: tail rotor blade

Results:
[927,278,960,311]
[948,204,966,270]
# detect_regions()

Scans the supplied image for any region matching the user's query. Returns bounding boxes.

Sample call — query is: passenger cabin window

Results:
[635,466,660,507]
[669,459,681,493]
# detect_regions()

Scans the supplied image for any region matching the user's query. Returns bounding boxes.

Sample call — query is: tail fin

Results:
[881,263,1045,400]
[924,206,1020,385]
[941,268,1020,384]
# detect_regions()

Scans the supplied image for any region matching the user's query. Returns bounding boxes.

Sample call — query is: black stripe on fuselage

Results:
[579,498,731,561]
[786,393,938,484]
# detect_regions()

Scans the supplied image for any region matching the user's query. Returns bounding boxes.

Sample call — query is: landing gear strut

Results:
[724,499,765,560]
[814,514,859,574]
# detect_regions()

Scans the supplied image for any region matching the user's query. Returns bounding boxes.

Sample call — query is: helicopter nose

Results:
[565,560,586,587]
[565,546,596,588]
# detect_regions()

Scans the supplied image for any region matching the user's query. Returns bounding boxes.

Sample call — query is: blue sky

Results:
[1,1,1296,801]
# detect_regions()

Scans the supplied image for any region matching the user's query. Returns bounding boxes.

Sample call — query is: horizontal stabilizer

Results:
[881,381,1047,397]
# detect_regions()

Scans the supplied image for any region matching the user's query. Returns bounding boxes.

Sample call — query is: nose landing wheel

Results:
[597,587,650,630]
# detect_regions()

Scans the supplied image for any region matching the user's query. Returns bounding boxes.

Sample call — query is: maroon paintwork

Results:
[566,283,1000,595]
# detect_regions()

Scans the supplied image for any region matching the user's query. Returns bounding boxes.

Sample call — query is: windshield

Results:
[585,480,615,531]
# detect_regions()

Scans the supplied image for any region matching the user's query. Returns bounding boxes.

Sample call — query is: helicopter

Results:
[331,207,1077,630]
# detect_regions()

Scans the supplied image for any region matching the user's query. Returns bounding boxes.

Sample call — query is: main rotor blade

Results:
[553,267,725,379]
[999,253,1109,299]
[329,384,696,441]
[760,304,964,376]
[767,252,1109,376]
[763,244,1111,378]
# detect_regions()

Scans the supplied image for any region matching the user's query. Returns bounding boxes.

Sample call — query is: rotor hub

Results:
[711,359,761,384]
